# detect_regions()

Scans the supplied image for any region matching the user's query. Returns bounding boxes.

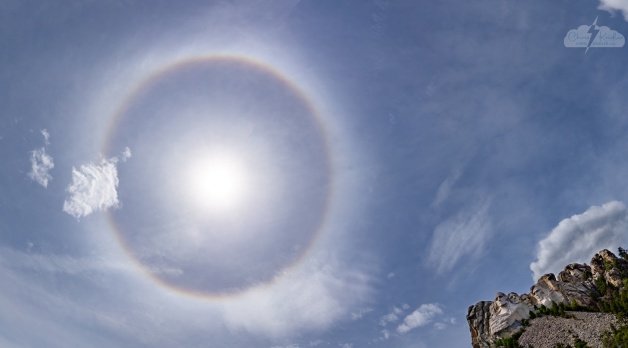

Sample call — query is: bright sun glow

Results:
[187,153,248,212]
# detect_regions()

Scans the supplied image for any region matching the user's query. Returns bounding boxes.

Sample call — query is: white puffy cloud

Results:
[28,147,54,187]
[426,200,492,274]
[396,303,443,334]
[598,0,628,20]
[530,201,628,280]
[63,156,124,219]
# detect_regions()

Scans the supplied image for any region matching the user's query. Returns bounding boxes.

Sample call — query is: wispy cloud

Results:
[430,167,463,208]
[0,248,137,347]
[434,317,456,330]
[598,0,628,20]
[350,307,372,320]
[120,147,132,162]
[379,304,408,326]
[530,201,628,280]
[379,312,399,326]
[41,129,50,145]
[63,151,130,219]
[221,256,371,338]
[379,329,390,340]
[0,246,134,278]
[27,129,54,187]
[434,322,447,330]
[396,303,443,334]
[426,199,492,274]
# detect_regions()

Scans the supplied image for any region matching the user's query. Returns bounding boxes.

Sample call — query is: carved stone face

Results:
[494,292,507,308]
[488,291,535,337]
[530,284,547,301]
[530,285,540,296]
[507,292,520,304]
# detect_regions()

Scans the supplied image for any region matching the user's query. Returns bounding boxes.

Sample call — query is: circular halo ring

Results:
[101,54,334,300]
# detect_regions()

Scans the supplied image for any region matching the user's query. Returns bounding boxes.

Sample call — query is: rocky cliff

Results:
[467,249,628,348]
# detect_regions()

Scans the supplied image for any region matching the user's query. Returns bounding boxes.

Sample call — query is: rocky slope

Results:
[517,312,617,348]
[467,249,628,348]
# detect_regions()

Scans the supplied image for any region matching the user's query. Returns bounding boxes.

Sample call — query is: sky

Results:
[2,1,628,347]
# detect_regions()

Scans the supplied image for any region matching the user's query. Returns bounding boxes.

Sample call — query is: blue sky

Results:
[3,1,628,347]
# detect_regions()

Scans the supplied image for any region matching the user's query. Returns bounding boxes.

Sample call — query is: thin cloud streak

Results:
[221,256,372,338]
[430,167,463,208]
[426,199,492,274]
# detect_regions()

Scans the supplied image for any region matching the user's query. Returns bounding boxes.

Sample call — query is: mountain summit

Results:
[467,249,628,348]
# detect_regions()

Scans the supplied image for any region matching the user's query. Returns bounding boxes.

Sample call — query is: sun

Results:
[186,153,248,213]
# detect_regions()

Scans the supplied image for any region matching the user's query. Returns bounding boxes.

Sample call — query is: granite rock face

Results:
[590,249,628,289]
[466,301,491,347]
[467,249,626,348]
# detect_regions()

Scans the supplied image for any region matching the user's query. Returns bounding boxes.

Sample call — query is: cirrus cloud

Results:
[221,256,371,339]
[426,199,492,274]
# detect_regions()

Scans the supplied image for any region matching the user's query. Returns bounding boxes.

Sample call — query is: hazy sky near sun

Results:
[3,1,628,347]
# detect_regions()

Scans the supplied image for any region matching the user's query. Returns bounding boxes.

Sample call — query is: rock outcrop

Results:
[467,301,491,347]
[467,249,627,348]
[591,249,628,288]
